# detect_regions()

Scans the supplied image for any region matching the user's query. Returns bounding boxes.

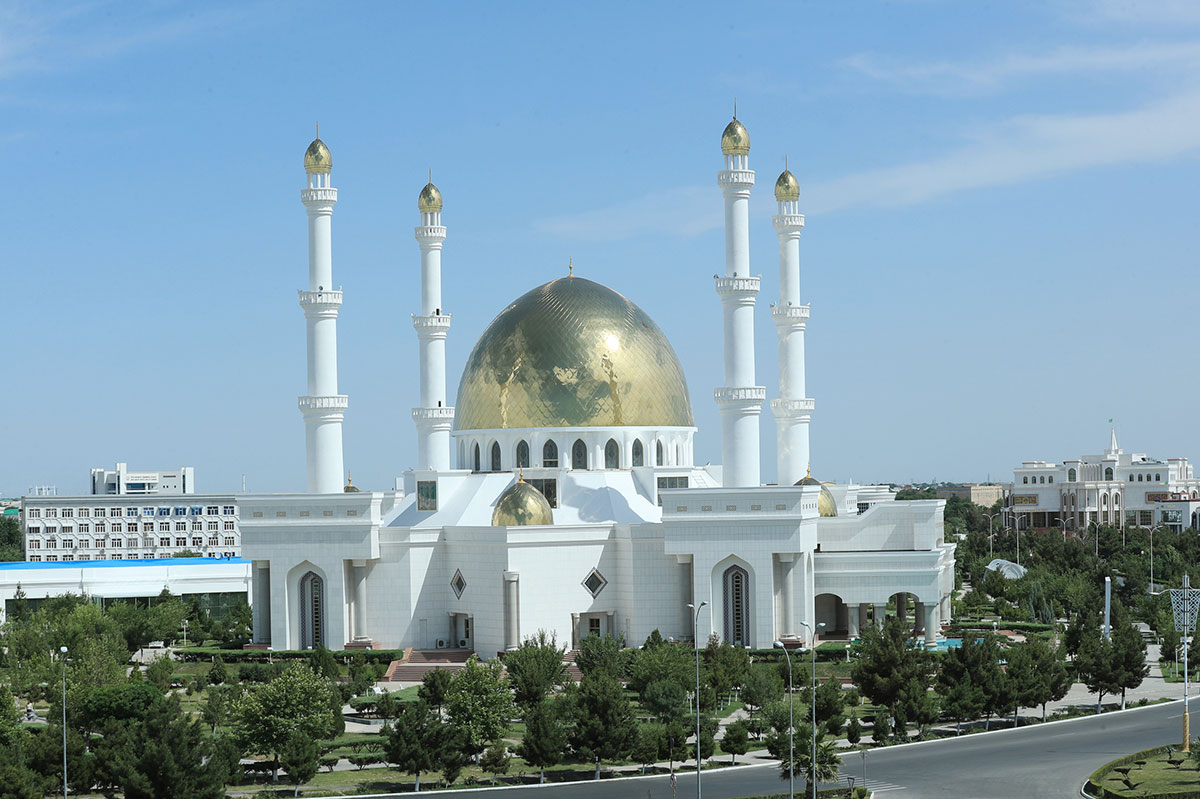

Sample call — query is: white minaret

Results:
[770,160,813,487]
[412,177,454,470]
[714,112,764,488]
[298,134,347,493]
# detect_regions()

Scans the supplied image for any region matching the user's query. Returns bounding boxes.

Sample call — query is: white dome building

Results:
[239,120,955,656]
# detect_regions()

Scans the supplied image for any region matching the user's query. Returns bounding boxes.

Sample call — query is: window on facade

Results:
[206,506,219,515]
[190,506,202,515]
[174,537,186,547]
[78,524,89,533]
[655,475,689,506]
[222,521,233,531]
[45,555,57,562]
[157,508,169,517]
[1156,473,1162,482]
[224,536,234,546]
[191,522,201,531]
[45,509,56,518]
[632,439,644,467]
[159,537,170,547]
[1068,469,1077,482]
[175,522,186,532]
[1049,476,1054,483]
[208,536,218,546]
[1023,476,1028,484]
[28,541,39,549]
[1104,467,1114,480]
[61,509,73,518]
[222,506,235,515]
[29,555,41,562]
[723,565,750,647]
[572,439,587,470]
[490,442,502,472]
[516,440,529,469]
[79,539,89,549]
[582,568,607,598]
[300,572,325,650]
[1138,474,1144,482]
[473,443,481,472]
[527,478,558,508]
[28,509,40,518]
[95,522,106,533]
[604,439,619,469]
[656,439,664,466]
[78,509,89,518]
[94,508,105,517]
[46,539,56,548]
[417,480,438,511]
[1140,510,1153,525]
[542,440,558,468]
[191,537,202,547]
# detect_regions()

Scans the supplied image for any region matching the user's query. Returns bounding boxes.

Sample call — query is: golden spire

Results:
[568,256,573,277]
[518,470,525,482]
[733,97,737,119]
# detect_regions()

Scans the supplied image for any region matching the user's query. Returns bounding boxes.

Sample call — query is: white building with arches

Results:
[1012,430,1200,531]
[238,118,955,656]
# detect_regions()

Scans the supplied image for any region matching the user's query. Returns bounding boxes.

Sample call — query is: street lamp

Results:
[983,511,1001,559]
[1170,575,1200,751]
[796,620,826,799]
[59,645,67,799]
[182,619,189,648]
[774,641,795,799]
[687,601,707,799]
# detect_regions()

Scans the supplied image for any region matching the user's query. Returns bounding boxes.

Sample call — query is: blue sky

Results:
[5,1,1200,495]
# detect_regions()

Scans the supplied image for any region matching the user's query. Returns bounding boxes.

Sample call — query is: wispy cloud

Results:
[539,88,1200,232]
[805,89,1200,212]
[842,40,1200,94]
[535,186,720,241]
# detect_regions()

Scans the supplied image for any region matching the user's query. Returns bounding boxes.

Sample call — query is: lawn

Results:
[1093,747,1200,796]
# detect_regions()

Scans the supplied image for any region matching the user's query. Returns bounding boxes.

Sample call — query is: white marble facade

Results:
[239,120,955,655]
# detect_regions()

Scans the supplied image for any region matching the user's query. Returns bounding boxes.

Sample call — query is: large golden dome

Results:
[492,478,553,526]
[304,138,331,173]
[454,276,694,430]
[775,168,800,202]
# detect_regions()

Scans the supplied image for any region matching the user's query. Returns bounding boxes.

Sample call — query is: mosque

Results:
[238,116,955,656]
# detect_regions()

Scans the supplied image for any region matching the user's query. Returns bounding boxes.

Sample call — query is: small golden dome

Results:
[795,473,837,517]
[721,118,750,156]
[775,169,800,202]
[344,473,360,493]
[418,182,443,213]
[305,138,332,173]
[491,478,553,526]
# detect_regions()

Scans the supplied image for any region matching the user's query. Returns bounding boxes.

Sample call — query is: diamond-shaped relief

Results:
[582,568,607,598]
[451,569,467,599]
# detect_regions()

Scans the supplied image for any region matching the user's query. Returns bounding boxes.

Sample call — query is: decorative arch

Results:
[299,570,326,650]
[604,438,620,469]
[542,440,559,468]
[1138,474,1144,482]
[572,439,588,470]
[656,439,664,466]
[473,442,481,473]
[632,439,644,467]
[1105,467,1114,480]
[1068,468,1077,482]
[490,442,502,472]
[722,564,751,647]
[516,440,530,469]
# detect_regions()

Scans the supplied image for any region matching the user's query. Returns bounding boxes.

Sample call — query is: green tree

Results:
[576,633,626,679]
[202,685,234,733]
[383,701,442,792]
[629,640,693,697]
[207,656,227,686]
[691,715,718,764]
[504,630,567,707]
[803,678,847,737]
[145,653,174,692]
[1075,633,1120,712]
[480,742,510,785]
[703,634,750,697]
[742,664,783,723]
[418,668,453,709]
[79,679,161,733]
[1006,638,1070,723]
[632,723,665,773]
[643,678,687,723]
[306,645,340,680]
[232,663,337,779]
[723,719,750,764]
[279,731,318,797]
[445,655,513,758]
[778,727,841,793]
[517,699,567,784]
[570,671,637,779]
[937,637,990,734]
[106,601,153,656]
[851,616,933,724]
[147,593,188,646]
[1112,617,1149,709]
[846,715,862,746]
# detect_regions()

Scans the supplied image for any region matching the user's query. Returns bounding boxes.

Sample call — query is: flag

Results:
[1108,418,1113,423]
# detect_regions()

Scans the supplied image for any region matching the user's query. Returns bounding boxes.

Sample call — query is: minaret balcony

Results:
[412,314,452,336]
[301,187,338,205]
[772,304,810,325]
[770,397,815,418]
[298,289,343,310]
[772,213,806,232]
[714,386,766,408]
[714,275,760,299]
[414,225,447,242]
[412,406,456,425]
[718,169,755,189]
[298,395,349,412]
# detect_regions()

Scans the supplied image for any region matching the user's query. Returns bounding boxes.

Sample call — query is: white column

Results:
[715,119,763,488]
[778,554,795,638]
[858,604,869,633]
[299,139,346,494]
[896,593,908,626]
[873,603,886,628]
[253,562,271,644]
[503,571,520,651]
[412,183,454,471]
[352,560,369,641]
[923,604,937,649]
[914,601,925,634]
[847,603,860,639]
[770,172,813,487]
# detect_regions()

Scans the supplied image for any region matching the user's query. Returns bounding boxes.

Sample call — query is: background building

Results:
[90,462,195,495]
[936,483,1009,507]
[21,494,241,561]
[1011,430,1200,530]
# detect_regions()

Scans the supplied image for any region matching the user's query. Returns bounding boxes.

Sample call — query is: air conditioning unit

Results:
[436,639,446,649]
[459,638,468,648]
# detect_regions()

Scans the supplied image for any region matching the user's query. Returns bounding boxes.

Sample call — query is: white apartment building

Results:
[90,462,195,495]
[1011,430,1200,531]
[21,495,241,562]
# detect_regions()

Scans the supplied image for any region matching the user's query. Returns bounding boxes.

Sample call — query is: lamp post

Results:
[796,620,826,799]
[182,619,189,648]
[59,645,67,799]
[1150,523,1165,595]
[1170,575,1200,751]
[983,511,1001,558]
[774,641,795,799]
[687,601,707,799]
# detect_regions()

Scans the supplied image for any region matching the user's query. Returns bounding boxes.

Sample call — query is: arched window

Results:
[300,571,325,650]
[490,442,502,472]
[572,439,588,470]
[1068,469,1077,482]
[1129,475,1135,482]
[656,439,664,466]
[723,565,750,647]
[473,443,481,473]
[1156,473,1162,482]
[1040,476,1046,484]
[542,440,559,468]
[1114,494,1121,507]
[1048,476,1054,483]
[1023,476,1028,484]
[516,440,530,469]
[1105,467,1114,481]
[604,439,619,469]
[1101,494,1108,509]
[1138,474,1144,482]
[632,439,644,467]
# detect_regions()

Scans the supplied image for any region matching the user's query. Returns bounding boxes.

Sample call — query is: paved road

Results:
[402,701,1186,799]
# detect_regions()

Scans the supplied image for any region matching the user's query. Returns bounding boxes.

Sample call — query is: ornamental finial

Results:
[568,256,573,277]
